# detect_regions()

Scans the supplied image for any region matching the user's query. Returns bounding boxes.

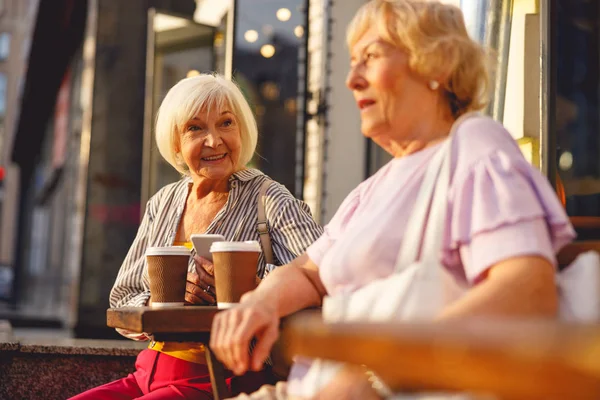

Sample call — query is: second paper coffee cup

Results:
[210,241,261,309]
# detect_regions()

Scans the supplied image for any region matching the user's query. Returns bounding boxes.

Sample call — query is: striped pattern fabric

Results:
[110,168,323,312]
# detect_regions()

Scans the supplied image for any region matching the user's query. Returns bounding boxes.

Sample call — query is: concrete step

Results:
[0,334,146,399]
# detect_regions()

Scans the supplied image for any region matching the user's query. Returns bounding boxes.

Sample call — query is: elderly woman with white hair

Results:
[70,74,323,400]
[210,1,575,399]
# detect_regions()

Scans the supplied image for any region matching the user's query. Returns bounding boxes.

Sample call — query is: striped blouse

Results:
[110,168,323,336]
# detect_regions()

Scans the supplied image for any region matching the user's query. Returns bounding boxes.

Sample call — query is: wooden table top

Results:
[106,306,221,341]
[282,312,600,399]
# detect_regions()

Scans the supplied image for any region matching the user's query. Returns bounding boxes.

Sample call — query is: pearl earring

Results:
[428,80,440,90]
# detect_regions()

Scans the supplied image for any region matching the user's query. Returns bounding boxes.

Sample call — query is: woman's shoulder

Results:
[453,115,520,156]
[451,114,524,171]
[147,176,190,208]
[236,168,294,199]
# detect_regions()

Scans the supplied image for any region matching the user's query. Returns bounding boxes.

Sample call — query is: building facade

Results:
[0,0,38,301]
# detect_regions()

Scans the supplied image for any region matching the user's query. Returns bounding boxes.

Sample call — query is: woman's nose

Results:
[346,65,366,91]
[204,130,223,147]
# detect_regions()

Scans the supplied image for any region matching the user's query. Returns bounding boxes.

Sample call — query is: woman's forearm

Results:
[439,255,558,320]
[244,253,326,317]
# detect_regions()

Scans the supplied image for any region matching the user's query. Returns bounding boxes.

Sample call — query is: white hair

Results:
[155,73,258,175]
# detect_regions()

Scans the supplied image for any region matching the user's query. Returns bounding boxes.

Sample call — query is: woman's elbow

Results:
[530,268,559,317]
[489,256,559,317]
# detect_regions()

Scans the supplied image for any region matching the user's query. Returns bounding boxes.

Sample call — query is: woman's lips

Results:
[357,99,376,110]
[201,153,227,162]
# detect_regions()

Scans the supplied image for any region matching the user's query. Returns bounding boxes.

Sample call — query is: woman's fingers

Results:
[211,308,252,373]
[185,290,206,305]
[185,281,215,304]
[230,310,260,374]
[250,321,279,371]
[193,258,216,287]
[210,303,279,376]
[211,309,240,371]
[226,308,249,374]
[187,271,215,294]
[194,255,215,275]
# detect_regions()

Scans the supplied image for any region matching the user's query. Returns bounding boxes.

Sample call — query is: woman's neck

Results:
[189,175,230,201]
[387,111,456,158]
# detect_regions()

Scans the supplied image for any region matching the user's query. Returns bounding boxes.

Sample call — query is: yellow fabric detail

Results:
[148,341,207,364]
[173,241,193,249]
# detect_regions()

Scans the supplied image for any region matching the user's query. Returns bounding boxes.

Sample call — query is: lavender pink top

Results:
[307,116,575,294]
[288,115,576,396]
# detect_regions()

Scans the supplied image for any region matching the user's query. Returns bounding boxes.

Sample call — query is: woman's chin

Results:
[361,123,388,140]
[194,164,235,180]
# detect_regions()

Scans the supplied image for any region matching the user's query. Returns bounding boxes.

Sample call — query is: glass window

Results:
[0,32,10,61]
[232,0,308,194]
[554,0,600,236]
[0,73,6,116]
[142,11,216,202]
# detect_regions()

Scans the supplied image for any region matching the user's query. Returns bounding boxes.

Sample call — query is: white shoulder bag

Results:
[322,134,465,325]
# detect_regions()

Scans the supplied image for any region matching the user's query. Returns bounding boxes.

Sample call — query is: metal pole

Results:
[484,0,515,122]
[539,0,556,185]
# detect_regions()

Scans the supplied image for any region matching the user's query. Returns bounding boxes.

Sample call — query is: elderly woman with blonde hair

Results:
[70,74,323,399]
[210,1,575,399]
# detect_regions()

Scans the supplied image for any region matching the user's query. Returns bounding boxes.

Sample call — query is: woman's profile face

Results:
[178,105,242,181]
[346,26,433,145]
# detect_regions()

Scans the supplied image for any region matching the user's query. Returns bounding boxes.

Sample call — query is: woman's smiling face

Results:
[178,105,242,181]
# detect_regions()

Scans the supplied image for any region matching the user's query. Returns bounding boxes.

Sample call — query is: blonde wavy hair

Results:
[347,0,492,118]
[155,73,258,175]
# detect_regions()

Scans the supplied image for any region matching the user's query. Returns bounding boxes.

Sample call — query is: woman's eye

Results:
[222,118,233,127]
[365,52,377,61]
[187,125,201,132]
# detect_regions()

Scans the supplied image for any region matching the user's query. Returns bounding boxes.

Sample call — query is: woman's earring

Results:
[428,80,440,91]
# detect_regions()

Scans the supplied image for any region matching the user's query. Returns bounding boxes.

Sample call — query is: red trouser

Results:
[70,349,268,399]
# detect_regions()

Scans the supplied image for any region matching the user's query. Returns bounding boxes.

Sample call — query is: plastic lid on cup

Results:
[146,246,191,256]
[210,241,261,253]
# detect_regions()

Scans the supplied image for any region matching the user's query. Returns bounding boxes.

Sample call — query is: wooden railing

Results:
[282,313,600,399]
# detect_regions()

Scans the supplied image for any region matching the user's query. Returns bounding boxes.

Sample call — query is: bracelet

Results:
[363,366,393,399]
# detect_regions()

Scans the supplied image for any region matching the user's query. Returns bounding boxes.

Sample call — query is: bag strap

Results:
[395,139,449,268]
[419,138,452,261]
[396,113,475,270]
[257,179,275,265]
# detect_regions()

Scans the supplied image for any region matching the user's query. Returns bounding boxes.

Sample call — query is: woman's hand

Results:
[185,255,217,305]
[312,367,382,400]
[210,292,280,376]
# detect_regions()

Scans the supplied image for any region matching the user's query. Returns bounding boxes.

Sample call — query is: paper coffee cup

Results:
[210,241,261,309]
[146,246,190,308]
